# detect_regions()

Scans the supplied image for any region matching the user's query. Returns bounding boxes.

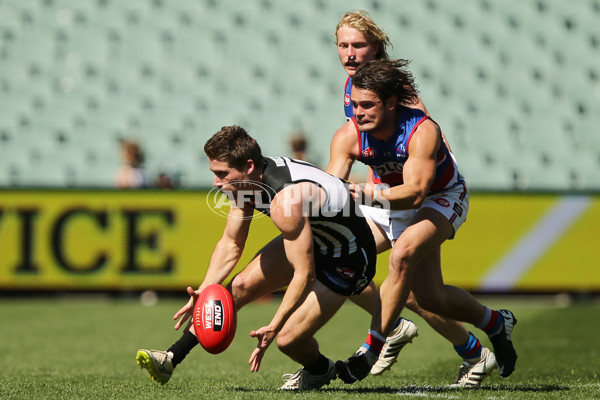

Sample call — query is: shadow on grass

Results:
[332,383,570,394]
[231,383,569,394]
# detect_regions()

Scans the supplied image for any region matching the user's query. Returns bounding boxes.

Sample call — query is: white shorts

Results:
[359,181,469,244]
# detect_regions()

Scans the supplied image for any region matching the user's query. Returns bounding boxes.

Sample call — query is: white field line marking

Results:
[479,196,592,292]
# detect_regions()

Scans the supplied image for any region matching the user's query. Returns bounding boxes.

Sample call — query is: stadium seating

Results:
[0,0,598,190]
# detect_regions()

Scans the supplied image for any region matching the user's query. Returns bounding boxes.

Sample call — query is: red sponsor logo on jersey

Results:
[336,267,355,279]
[362,147,376,158]
[344,93,351,106]
[434,198,450,207]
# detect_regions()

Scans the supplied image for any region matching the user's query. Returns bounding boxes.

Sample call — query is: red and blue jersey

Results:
[353,107,460,193]
[343,76,353,120]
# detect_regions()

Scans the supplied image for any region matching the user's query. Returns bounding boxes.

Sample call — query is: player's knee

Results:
[276,330,295,354]
[388,243,411,280]
[228,275,251,311]
[405,294,420,312]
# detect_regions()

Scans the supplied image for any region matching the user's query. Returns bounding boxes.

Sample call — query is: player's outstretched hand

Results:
[173,286,199,330]
[248,326,276,372]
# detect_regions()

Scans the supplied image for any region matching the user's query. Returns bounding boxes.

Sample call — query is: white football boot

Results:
[279,359,337,391]
[370,318,419,376]
[452,346,497,387]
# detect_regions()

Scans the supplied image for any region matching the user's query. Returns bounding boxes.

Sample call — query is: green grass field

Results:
[1,295,599,399]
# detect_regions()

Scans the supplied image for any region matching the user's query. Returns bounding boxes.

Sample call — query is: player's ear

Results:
[244,159,255,175]
[371,43,380,59]
[386,95,399,111]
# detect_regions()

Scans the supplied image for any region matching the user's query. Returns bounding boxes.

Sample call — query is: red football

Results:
[193,284,237,354]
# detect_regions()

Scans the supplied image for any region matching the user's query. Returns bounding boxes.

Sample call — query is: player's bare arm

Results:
[249,184,317,371]
[264,183,317,334]
[173,205,253,330]
[201,205,254,290]
[405,100,457,153]
[326,120,360,180]
[367,119,440,210]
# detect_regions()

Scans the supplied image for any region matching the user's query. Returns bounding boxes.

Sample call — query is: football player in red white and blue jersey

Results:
[327,58,518,385]
[332,11,501,387]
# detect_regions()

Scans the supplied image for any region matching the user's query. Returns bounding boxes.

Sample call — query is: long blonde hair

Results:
[335,10,392,60]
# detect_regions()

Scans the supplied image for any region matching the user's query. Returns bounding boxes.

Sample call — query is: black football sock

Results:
[167,331,199,367]
[304,353,330,375]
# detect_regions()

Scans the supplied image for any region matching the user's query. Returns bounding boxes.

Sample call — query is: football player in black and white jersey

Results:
[137,125,377,391]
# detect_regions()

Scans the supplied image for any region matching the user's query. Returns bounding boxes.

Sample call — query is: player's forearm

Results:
[200,236,244,290]
[368,183,427,210]
[269,221,315,333]
[326,156,354,180]
[371,158,434,210]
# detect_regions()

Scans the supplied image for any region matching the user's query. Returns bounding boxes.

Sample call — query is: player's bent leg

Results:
[407,210,487,326]
[406,295,469,345]
[136,236,294,385]
[370,290,471,377]
[406,211,517,380]
[276,282,346,391]
[404,292,500,386]
[337,241,414,384]
[375,241,413,335]
[378,208,454,336]
[348,280,378,313]
[277,282,346,363]
[228,235,294,311]
[410,250,487,326]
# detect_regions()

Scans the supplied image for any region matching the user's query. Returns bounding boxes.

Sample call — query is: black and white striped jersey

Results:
[255,156,373,259]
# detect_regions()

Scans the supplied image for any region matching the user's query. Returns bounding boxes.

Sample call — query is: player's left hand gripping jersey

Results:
[254,157,372,259]
[353,107,461,193]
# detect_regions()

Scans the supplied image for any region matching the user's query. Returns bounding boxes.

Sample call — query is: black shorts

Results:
[313,243,376,296]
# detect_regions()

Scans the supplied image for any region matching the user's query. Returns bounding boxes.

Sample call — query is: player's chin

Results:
[356,120,374,131]
[219,186,235,195]
[345,64,359,74]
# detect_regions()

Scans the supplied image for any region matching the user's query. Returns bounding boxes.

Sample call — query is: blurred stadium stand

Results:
[0,0,599,190]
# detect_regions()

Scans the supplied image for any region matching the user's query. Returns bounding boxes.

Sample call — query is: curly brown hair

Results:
[352,59,420,108]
